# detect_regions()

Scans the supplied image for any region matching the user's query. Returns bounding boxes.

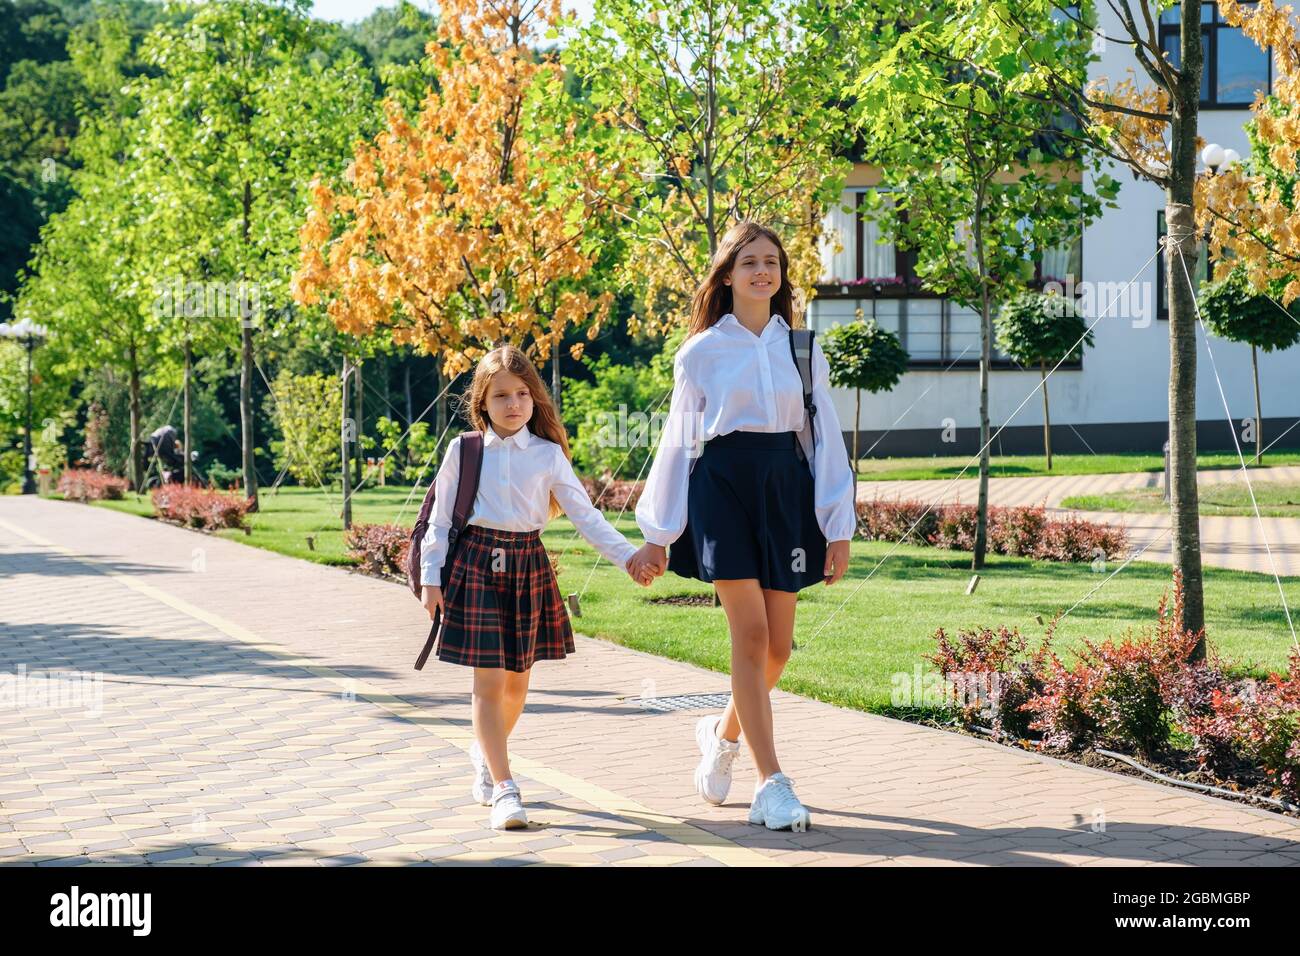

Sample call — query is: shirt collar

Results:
[718,312,790,338]
[484,422,531,449]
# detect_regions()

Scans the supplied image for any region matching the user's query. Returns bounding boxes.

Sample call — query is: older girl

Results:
[632,221,857,830]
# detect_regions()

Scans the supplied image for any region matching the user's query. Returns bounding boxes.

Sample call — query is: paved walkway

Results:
[858,466,1300,577]
[2,495,1299,866]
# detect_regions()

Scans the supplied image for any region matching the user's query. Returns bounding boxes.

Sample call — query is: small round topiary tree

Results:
[1198,267,1300,464]
[821,316,909,474]
[995,290,1094,470]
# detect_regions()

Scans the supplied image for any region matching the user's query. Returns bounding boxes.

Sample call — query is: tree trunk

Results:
[353,359,364,485]
[129,345,142,493]
[435,364,447,434]
[1167,203,1206,655]
[183,339,192,485]
[1166,5,1206,653]
[341,356,352,530]
[240,322,258,510]
[853,387,861,474]
[972,191,991,570]
[1041,360,1052,471]
[1252,343,1262,466]
[404,358,413,429]
[552,338,562,414]
[239,178,258,511]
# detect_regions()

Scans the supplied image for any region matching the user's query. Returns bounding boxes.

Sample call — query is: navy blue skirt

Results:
[667,430,827,592]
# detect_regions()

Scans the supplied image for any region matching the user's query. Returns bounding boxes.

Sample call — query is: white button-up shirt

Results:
[635,312,857,548]
[418,423,638,586]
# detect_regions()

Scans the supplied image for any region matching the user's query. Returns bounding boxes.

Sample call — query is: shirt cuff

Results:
[641,528,679,548]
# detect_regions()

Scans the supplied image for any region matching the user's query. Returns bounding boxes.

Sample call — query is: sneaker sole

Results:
[748,808,812,831]
[493,813,528,830]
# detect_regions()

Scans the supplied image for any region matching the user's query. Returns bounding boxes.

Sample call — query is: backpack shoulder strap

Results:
[451,431,483,532]
[788,328,817,469]
[788,328,816,412]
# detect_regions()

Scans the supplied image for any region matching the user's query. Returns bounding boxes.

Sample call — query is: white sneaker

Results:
[490,781,528,830]
[748,772,811,831]
[694,714,741,805]
[469,740,494,806]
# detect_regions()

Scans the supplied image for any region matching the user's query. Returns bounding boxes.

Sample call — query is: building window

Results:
[1156,210,1211,321]
[1159,2,1271,107]
[817,188,898,285]
[810,297,1028,368]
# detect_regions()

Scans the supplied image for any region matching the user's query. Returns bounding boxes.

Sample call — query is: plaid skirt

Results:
[435,525,574,672]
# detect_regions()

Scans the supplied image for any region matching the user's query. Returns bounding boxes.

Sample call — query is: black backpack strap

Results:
[789,327,817,473]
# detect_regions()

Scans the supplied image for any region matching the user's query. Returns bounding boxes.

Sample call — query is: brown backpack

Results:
[409,431,484,670]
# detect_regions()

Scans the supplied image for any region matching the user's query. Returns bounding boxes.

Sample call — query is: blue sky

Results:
[310,0,595,26]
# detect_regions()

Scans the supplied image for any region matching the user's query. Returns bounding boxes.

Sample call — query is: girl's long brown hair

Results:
[687,220,803,337]
[461,345,569,518]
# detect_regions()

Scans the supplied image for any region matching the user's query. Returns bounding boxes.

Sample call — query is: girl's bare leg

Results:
[502,667,532,737]
[713,579,786,781]
[717,588,796,745]
[472,667,513,784]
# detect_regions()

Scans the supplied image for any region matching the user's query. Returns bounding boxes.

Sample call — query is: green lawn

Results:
[855,449,1300,482]
[80,486,1300,714]
[1063,482,1300,518]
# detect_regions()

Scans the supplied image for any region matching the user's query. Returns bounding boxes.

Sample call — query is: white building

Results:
[810,2,1300,457]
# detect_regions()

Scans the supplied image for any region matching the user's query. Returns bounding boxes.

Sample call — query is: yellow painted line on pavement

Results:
[0,516,782,867]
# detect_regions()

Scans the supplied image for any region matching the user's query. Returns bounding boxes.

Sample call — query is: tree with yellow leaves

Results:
[293,0,623,402]
[1198,1,1300,299]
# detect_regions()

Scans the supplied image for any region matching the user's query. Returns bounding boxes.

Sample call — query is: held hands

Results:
[823,540,850,586]
[626,542,668,587]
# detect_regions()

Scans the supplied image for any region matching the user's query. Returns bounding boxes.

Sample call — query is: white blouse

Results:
[635,312,857,548]
[418,424,638,586]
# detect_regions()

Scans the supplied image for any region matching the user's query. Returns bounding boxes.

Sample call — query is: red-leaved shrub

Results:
[854,497,1126,563]
[857,498,937,543]
[150,486,250,530]
[990,505,1048,557]
[1033,515,1128,563]
[58,468,129,501]
[579,475,643,512]
[931,504,980,551]
[927,624,1046,739]
[345,523,411,578]
[1024,576,1203,758]
[1184,652,1300,799]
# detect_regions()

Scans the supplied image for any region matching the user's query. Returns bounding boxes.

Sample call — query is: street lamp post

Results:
[0,318,50,494]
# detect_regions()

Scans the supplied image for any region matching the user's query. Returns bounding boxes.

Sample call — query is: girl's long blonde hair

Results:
[688,220,803,337]
[461,345,569,519]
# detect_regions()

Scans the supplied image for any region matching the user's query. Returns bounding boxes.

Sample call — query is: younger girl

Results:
[419,345,654,830]
[632,221,857,831]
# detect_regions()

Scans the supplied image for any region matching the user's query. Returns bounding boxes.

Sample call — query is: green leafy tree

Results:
[1198,268,1300,465]
[15,108,161,490]
[562,348,675,480]
[128,0,377,509]
[559,0,858,334]
[850,0,1117,567]
[947,0,1212,652]
[821,318,909,473]
[995,291,1094,470]
[266,369,341,488]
